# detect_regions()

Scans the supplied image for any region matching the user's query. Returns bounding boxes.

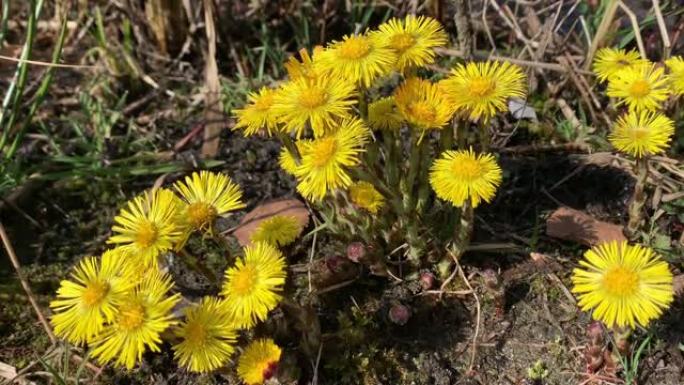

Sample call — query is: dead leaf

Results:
[546,207,626,247]
[673,274,684,296]
[232,199,310,246]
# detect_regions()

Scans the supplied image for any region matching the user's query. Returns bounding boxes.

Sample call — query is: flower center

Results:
[185,321,207,346]
[453,157,483,181]
[118,302,146,331]
[338,36,371,60]
[187,202,217,230]
[470,77,497,98]
[299,87,328,109]
[311,137,338,167]
[262,361,278,381]
[629,79,650,98]
[409,101,436,124]
[390,33,416,53]
[255,93,274,111]
[136,221,159,248]
[232,265,258,296]
[603,266,640,296]
[82,281,110,307]
[631,127,649,143]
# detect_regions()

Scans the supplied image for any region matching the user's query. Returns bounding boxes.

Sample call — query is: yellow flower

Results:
[429,148,502,208]
[237,339,282,385]
[91,269,180,369]
[174,171,246,234]
[609,111,674,158]
[377,15,447,72]
[272,75,356,138]
[278,140,309,176]
[173,297,237,373]
[250,215,304,247]
[50,249,136,345]
[349,181,384,214]
[234,87,281,136]
[368,96,404,131]
[441,61,527,122]
[607,64,670,112]
[294,118,370,202]
[593,47,648,83]
[316,33,396,88]
[285,46,324,81]
[394,77,454,130]
[221,242,286,328]
[665,56,684,96]
[572,241,674,328]
[108,189,183,267]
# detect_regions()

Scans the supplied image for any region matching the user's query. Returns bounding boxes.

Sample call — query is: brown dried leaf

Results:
[232,199,310,247]
[673,274,684,296]
[546,207,626,247]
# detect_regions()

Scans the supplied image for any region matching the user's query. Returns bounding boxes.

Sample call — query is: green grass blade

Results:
[6,13,68,159]
[0,0,9,48]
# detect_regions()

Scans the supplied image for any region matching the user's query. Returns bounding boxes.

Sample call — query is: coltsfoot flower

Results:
[572,241,674,328]
[237,339,282,385]
[593,47,648,83]
[376,15,447,72]
[394,77,454,131]
[221,242,287,328]
[429,148,502,208]
[607,64,669,112]
[233,87,281,136]
[348,181,384,214]
[250,215,304,247]
[609,111,674,158]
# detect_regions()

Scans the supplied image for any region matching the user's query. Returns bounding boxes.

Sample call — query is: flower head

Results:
[173,297,238,373]
[609,111,674,158]
[294,118,370,201]
[394,77,454,130]
[593,48,648,83]
[272,75,356,138]
[316,33,396,87]
[250,215,304,247]
[349,181,384,214]
[237,339,282,385]
[441,61,527,122]
[285,46,324,81]
[665,56,684,96]
[107,189,183,266]
[429,148,502,208]
[234,87,281,136]
[221,242,287,328]
[377,15,447,72]
[572,241,674,328]
[50,249,136,344]
[368,96,404,131]
[91,269,180,369]
[607,64,669,112]
[174,171,245,234]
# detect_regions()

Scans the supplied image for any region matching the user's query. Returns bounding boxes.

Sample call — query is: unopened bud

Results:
[325,255,344,272]
[419,271,435,290]
[346,242,366,263]
[388,303,411,325]
[587,321,604,346]
[482,269,501,291]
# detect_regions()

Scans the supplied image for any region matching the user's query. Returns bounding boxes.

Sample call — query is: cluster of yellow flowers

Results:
[234,15,528,209]
[593,48,682,158]
[50,171,288,383]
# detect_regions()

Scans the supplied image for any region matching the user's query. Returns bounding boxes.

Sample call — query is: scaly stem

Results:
[479,120,490,153]
[277,132,300,164]
[457,118,468,149]
[440,119,455,152]
[627,157,648,239]
[383,129,399,189]
[404,131,423,212]
[438,200,474,279]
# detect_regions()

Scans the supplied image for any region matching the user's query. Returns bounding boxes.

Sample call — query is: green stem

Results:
[479,120,490,153]
[627,157,649,239]
[404,131,423,211]
[438,200,474,279]
[440,119,455,152]
[383,129,399,189]
[456,118,467,149]
[277,132,300,164]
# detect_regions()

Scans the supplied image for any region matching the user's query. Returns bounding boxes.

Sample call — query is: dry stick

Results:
[652,0,671,58]
[618,1,647,59]
[0,222,56,343]
[200,0,221,158]
[436,48,592,75]
[452,0,473,58]
[584,0,619,70]
[0,55,94,69]
[450,250,481,374]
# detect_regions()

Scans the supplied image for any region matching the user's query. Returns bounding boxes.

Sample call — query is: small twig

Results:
[0,222,56,343]
[449,250,481,374]
[651,0,671,58]
[0,54,94,69]
[618,1,647,58]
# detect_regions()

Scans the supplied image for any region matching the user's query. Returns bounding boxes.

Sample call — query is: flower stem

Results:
[277,132,300,164]
[627,157,648,239]
[438,200,474,278]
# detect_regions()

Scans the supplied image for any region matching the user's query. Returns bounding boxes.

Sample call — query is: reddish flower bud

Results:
[346,242,366,263]
[419,271,435,290]
[388,303,411,325]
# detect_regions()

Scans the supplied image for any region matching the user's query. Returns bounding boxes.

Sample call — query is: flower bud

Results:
[587,321,604,346]
[346,242,366,263]
[388,303,411,325]
[419,271,435,290]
